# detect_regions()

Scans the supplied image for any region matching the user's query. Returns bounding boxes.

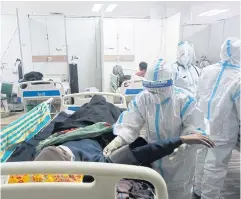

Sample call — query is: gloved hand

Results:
[103,136,127,157]
[169,133,215,162]
[169,144,188,162]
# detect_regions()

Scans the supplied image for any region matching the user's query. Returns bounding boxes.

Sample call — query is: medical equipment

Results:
[18,80,64,115]
[62,92,127,111]
[1,161,168,199]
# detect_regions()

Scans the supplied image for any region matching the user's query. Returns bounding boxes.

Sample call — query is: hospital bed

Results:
[1,93,168,199]
[110,68,138,91]
[110,68,143,104]
[18,80,64,115]
[117,79,143,104]
[1,161,168,199]
[43,74,70,95]
[62,92,127,111]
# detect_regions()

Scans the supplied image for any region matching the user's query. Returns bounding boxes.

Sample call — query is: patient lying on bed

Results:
[34,134,214,166]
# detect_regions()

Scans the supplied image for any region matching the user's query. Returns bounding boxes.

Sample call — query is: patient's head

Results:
[139,62,148,71]
[34,146,71,161]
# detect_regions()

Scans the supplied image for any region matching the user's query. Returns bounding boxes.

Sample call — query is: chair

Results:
[1,83,14,112]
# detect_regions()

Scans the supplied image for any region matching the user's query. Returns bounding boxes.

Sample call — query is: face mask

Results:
[180,55,190,67]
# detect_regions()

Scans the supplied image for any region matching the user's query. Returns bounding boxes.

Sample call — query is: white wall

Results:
[28,15,68,79]
[180,15,240,63]
[66,17,102,92]
[17,10,33,73]
[162,13,181,63]
[0,14,21,90]
[102,18,163,92]
[181,24,210,61]
[208,16,240,62]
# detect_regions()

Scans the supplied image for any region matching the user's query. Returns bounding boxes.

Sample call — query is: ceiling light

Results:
[199,9,219,16]
[92,4,103,12]
[105,4,118,12]
[206,9,229,16]
[199,9,229,17]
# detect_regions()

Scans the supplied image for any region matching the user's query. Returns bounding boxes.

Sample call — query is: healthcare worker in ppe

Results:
[104,58,208,199]
[193,37,241,199]
[172,41,200,96]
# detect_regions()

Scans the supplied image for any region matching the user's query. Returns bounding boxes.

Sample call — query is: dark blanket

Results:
[54,95,123,131]
[24,71,43,81]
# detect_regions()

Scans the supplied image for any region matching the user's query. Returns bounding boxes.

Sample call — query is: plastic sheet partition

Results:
[1,162,169,199]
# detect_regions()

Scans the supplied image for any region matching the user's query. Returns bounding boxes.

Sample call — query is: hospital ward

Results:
[1,1,240,199]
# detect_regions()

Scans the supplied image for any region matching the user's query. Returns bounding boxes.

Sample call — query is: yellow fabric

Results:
[1,102,51,162]
[2,112,50,151]
[8,174,83,183]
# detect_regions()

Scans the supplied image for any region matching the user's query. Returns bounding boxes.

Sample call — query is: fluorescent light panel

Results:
[207,9,229,16]
[199,9,229,16]
[105,4,117,12]
[92,4,103,12]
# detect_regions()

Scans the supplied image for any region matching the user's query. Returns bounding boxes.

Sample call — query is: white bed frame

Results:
[18,80,64,114]
[43,74,70,95]
[118,79,143,103]
[62,92,127,111]
[1,162,168,199]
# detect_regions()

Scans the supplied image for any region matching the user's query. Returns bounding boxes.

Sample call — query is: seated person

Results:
[135,62,148,77]
[113,65,131,87]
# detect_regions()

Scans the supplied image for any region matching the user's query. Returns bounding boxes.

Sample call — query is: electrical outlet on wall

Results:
[47,57,52,62]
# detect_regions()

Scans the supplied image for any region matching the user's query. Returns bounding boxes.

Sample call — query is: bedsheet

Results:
[1,102,51,162]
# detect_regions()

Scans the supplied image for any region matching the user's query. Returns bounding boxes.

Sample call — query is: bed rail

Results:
[1,162,168,199]
[62,92,127,111]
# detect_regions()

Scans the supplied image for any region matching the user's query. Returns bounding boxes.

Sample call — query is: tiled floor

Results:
[1,112,24,128]
[192,149,240,199]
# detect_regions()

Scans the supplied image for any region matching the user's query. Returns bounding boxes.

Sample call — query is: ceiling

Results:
[1,1,240,24]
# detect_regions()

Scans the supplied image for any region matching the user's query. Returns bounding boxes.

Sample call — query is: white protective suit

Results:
[112,58,206,199]
[193,37,241,199]
[172,41,200,96]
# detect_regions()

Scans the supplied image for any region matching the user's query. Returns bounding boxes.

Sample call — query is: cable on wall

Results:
[0,27,18,62]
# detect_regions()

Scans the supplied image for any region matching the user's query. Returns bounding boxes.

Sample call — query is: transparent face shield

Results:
[177,41,196,68]
[143,58,179,118]
[143,59,173,95]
